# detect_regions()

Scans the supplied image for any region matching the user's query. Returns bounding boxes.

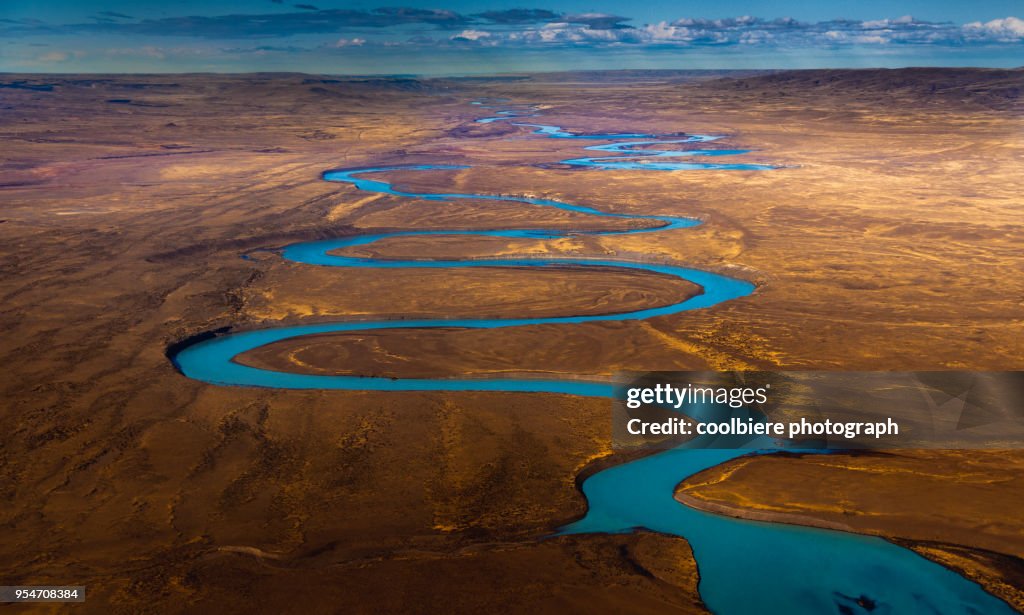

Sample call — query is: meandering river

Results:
[171,102,1013,614]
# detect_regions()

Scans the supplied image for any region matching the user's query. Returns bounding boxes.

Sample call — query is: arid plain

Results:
[1,69,1023,612]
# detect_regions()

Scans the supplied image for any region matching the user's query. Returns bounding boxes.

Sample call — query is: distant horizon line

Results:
[3,65,1022,78]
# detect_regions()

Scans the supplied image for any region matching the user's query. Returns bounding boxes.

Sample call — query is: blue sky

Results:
[2,1,1021,73]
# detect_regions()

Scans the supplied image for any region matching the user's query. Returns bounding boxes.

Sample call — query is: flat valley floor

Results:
[1,69,1023,612]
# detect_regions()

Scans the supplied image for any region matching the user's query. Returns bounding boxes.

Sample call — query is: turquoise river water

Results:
[171,102,1013,614]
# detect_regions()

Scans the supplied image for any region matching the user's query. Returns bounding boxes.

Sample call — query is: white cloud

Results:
[863,15,917,28]
[439,15,1024,48]
[334,37,366,47]
[964,16,1024,41]
[450,29,490,41]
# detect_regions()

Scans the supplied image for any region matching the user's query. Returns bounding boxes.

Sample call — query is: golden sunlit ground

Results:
[1,69,1022,612]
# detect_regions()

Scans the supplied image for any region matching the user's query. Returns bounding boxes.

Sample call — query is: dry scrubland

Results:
[0,69,1022,612]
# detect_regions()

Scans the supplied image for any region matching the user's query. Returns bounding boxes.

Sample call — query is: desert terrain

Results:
[1,68,1022,612]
